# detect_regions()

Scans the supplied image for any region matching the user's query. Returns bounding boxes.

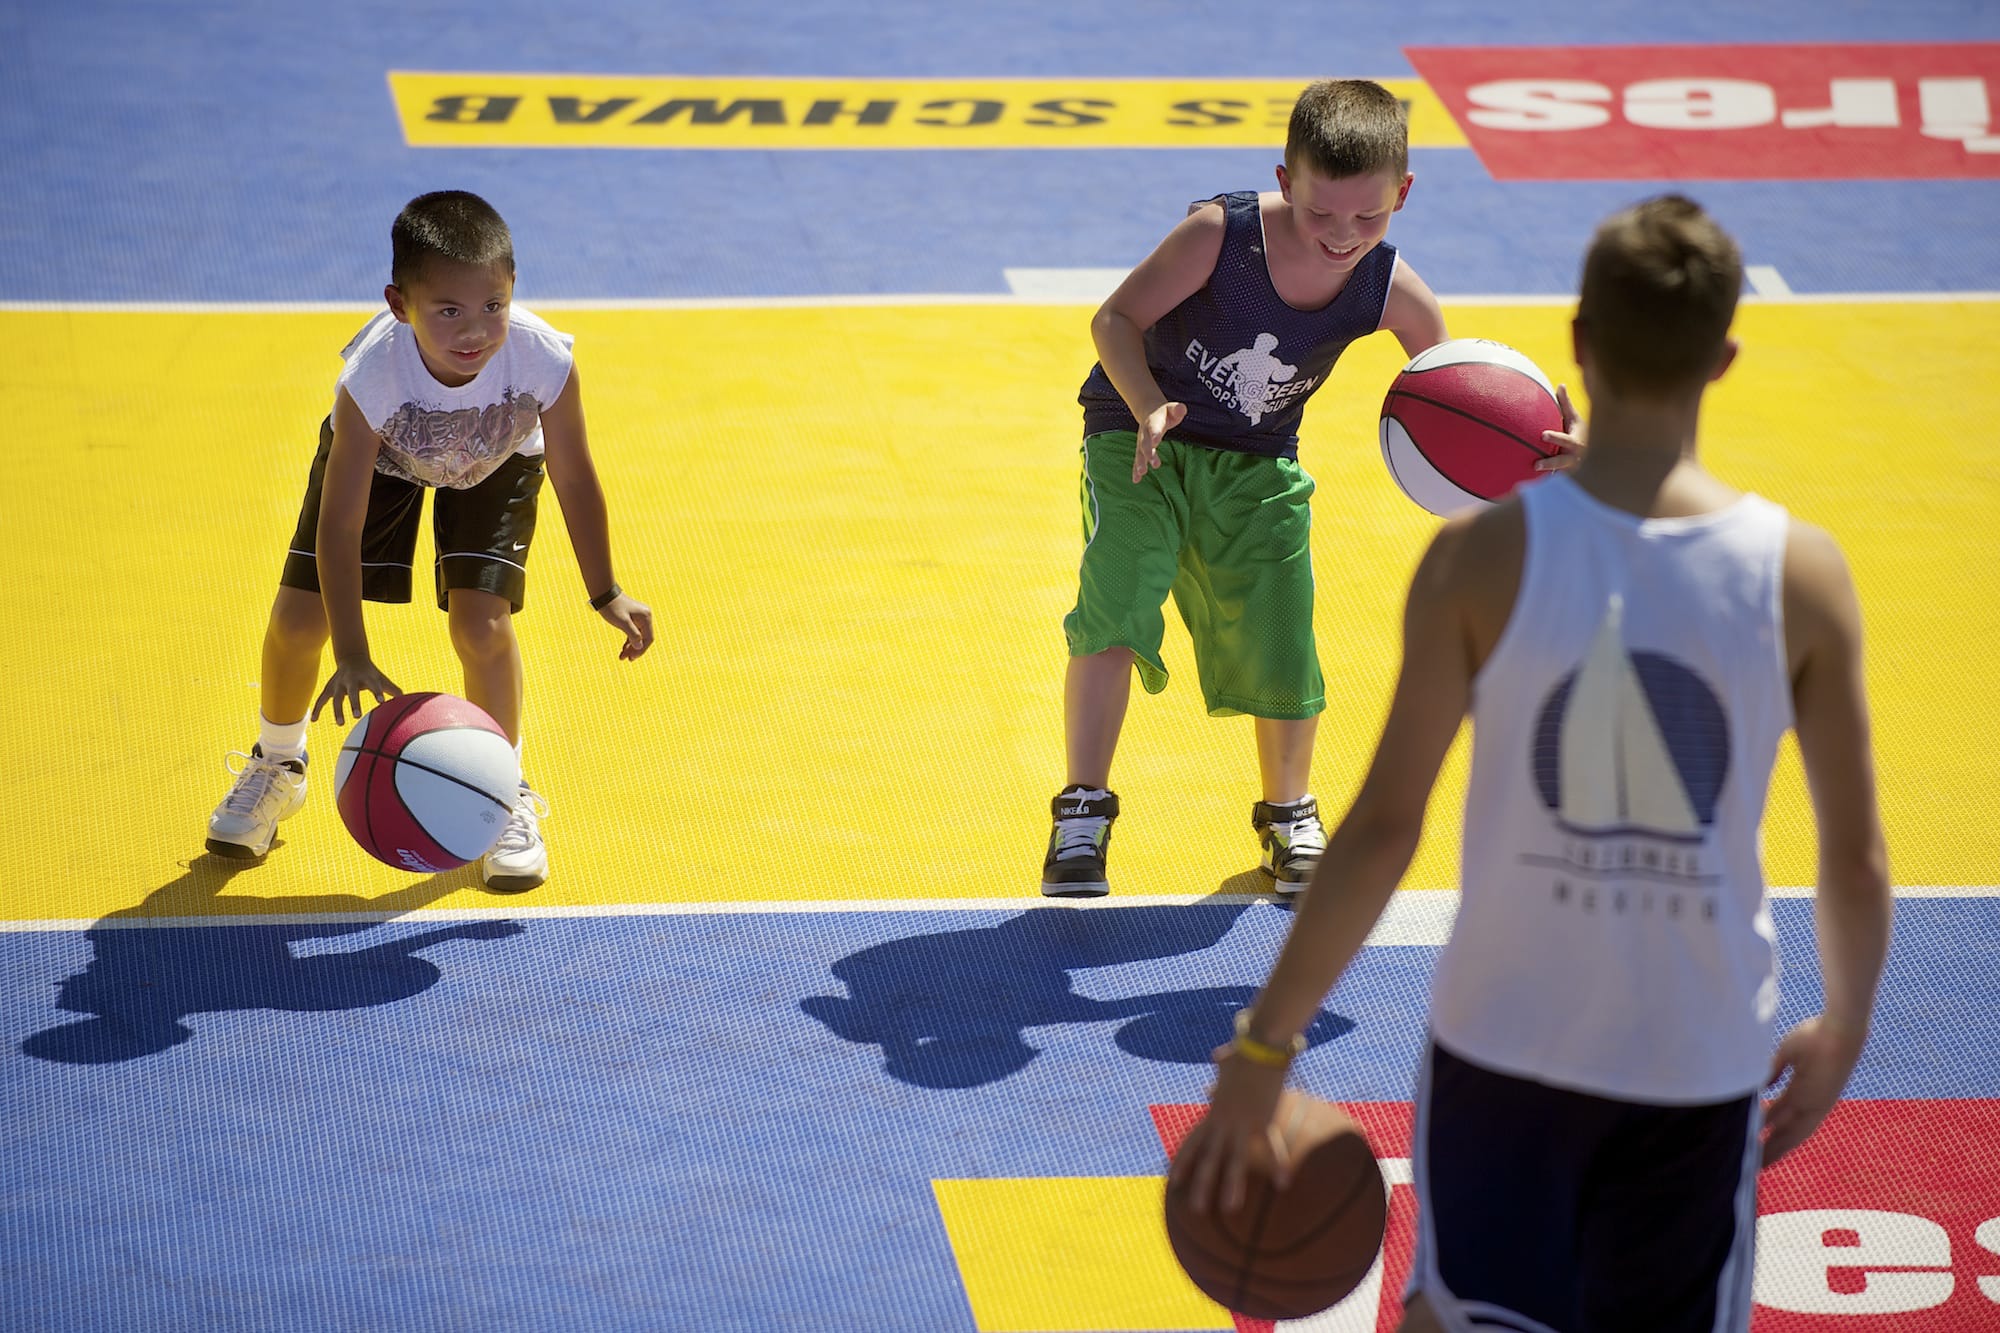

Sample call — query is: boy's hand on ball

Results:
[1536,383,1587,472]
[599,593,655,660]
[312,659,403,725]
[1171,1054,1290,1216]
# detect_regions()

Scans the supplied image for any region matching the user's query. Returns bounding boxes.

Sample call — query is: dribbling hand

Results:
[1135,402,1186,483]
[312,658,403,727]
[1168,1045,1292,1216]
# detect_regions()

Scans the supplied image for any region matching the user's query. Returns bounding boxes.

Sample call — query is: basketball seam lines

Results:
[1384,388,1556,460]
[1231,1187,1276,1314]
[342,736,516,813]
[1246,1156,1383,1261]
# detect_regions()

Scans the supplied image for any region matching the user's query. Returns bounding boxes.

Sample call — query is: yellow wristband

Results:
[1230,1007,1306,1068]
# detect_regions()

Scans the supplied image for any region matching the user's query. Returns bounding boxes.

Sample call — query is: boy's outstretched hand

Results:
[598,592,655,660]
[1536,384,1587,473]
[312,658,403,726]
[1761,1014,1867,1167]
[1134,402,1187,482]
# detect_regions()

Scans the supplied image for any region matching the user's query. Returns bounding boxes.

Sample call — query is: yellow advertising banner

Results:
[388,73,1466,149]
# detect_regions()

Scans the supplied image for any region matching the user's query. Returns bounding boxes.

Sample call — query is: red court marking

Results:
[1153,1102,1415,1333]
[1406,44,2000,179]
[1155,1099,2000,1329]
[1756,1099,2000,1329]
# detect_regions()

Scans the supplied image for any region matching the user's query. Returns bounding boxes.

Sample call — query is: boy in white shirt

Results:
[206,190,653,890]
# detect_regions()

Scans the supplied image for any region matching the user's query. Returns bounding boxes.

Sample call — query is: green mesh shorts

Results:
[1062,430,1324,719]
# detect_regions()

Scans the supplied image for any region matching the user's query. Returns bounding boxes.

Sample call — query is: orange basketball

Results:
[1164,1090,1388,1320]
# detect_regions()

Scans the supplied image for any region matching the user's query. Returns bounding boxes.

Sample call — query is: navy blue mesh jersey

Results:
[1077,190,1398,460]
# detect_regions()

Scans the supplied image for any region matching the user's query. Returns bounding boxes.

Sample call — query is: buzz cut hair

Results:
[1285,79,1409,181]
[1576,195,1744,397]
[389,190,515,290]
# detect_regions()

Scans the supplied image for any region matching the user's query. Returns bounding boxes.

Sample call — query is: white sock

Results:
[259,713,308,762]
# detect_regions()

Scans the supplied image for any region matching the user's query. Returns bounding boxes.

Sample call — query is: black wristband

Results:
[589,583,623,611]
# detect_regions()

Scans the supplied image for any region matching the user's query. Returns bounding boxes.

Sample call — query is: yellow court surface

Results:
[4,298,1997,923]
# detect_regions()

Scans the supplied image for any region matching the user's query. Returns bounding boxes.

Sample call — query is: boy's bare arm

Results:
[1381,261,1448,358]
[1762,519,1892,1166]
[1171,513,1483,1214]
[1091,201,1226,481]
[312,388,400,724]
[1244,514,1483,1040]
[539,365,653,660]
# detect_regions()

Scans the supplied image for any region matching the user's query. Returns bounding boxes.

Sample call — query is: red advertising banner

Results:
[1405,43,2000,179]
[1156,1099,2000,1329]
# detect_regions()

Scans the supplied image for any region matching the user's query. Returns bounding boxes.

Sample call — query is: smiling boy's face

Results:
[1275,163,1411,273]
[385,257,516,387]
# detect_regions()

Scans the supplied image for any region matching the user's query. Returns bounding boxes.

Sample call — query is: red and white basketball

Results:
[335,692,520,873]
[1379,338,1565,516]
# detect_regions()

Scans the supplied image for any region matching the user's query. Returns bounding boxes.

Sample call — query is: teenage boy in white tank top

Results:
[1173,196,1892,1333]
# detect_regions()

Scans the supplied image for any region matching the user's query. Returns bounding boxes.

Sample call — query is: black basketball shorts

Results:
[1407,1039,1761,1333]
[280,416,546,613]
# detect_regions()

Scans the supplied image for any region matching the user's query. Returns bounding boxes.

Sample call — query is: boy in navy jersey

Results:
[1175,197,1892,1333]
[1043,79,1450,897]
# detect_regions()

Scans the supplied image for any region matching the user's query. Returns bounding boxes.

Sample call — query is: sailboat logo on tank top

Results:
[1523,594,1729,915]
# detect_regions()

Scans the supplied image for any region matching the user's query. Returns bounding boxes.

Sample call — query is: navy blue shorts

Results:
[1408,1040,1761,1333]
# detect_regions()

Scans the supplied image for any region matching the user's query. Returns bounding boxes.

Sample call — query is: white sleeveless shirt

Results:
[1428,474,1794,1104]
[334,305,575,490]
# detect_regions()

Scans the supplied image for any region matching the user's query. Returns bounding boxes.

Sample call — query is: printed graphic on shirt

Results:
[1184,333,1317,426]
[1524,594,1730,916]
[376,389,545,488]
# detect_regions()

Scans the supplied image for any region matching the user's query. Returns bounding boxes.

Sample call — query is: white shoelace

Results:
[1051,816,1109,860]
[492,789,549,854]
[221,751,291,816]
[1276,812,1327,853]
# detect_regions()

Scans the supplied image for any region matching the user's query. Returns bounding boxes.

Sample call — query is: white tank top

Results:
[1428,474,1794,1103]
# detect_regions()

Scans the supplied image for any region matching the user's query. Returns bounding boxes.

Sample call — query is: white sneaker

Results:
[482,784,549,892]
[206,746,309,859]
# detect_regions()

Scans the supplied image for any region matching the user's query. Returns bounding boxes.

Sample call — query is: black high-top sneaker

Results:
[1253,795,1325,894]
[1040,785,1119,897]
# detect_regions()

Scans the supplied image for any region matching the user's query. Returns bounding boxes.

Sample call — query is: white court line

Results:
[1003,266,1128,302]
[5,885,1993,935]
[5,290,2000,314]
[1745,265,1795,297]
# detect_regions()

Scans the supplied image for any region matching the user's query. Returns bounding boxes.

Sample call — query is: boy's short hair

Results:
[1285,79,1409,181]
[1577,195,1743,397]
[390,190,516,290]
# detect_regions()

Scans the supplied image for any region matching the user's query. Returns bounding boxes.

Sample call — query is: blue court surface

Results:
[7,900,2000,1329]
[6,1,2000,1330]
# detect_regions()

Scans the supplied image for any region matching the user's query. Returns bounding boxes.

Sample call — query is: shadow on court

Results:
[799,891,1348,1089]
[21,854,523,1064]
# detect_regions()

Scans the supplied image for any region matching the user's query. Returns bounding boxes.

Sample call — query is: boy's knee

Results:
[267,588,328,647]
[447,597,516,662]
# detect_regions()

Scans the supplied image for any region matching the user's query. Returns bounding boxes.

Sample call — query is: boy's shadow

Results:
[22,855,522,1065]
[800,886,1349,1089]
